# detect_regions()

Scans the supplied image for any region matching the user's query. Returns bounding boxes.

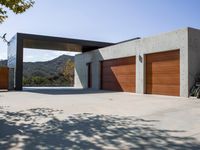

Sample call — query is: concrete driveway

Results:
[0,87,200,149]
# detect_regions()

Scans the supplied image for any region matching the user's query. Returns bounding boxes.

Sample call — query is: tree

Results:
[0,0,35,23]
[63,59,74,86]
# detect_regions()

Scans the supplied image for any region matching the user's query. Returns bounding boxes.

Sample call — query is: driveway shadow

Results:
[22,87,115,95]
[0,107,200,149]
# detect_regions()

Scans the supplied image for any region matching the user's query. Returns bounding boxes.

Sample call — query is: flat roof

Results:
[14,33,114,52]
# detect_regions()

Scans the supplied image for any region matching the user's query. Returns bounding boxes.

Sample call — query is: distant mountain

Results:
[0,55,74,86]
[23,55,74,78]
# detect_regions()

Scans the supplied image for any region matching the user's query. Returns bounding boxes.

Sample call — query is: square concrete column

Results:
[74,55,88,88]
[136,52,145,94]
[180,47,189,97]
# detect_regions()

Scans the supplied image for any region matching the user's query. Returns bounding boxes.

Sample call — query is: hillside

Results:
[23,55,74,78]
[0,55,75,86]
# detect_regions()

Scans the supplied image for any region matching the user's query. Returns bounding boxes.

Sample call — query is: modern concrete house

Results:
[74,27,200,97]
[7,27,200,97]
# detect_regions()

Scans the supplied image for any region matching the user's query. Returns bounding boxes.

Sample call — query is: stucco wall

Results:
[75,28,189,97]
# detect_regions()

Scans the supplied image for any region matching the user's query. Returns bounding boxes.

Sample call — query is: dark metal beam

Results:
[18,33,114,52]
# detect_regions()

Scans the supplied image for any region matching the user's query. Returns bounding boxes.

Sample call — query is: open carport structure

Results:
[7,33,113,90]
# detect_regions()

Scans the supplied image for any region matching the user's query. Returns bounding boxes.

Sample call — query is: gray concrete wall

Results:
[74,52,91,88]
[188,28,200,92]
[75,28,189,97]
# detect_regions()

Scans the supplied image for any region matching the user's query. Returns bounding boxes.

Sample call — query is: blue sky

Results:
[0,0,200,61]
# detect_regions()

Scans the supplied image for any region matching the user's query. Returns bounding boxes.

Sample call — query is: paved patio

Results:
[0,87,200,149]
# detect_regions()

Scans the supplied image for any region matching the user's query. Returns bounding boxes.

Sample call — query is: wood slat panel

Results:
[103,66,135,76]
[0,67,9,90]
[146,60,179,74]
[146,50,180,96]
[146,50,179,62]
[146,76,180,85]
[102,75,135,83]
[102,57,135,67]
[146,84,180,96]
[101,56,136,92]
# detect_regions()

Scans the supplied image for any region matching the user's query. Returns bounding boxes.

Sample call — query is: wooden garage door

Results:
[0,67,9,90]
[146,50,180,96]
[101,56,136,92]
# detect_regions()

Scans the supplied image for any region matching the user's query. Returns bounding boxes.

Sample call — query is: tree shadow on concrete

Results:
[0,107,200,149]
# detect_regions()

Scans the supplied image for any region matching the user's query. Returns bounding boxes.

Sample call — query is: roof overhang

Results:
[12,33,114,52]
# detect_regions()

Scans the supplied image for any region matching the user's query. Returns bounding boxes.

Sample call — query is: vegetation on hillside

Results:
[0,55,75,87]
[23,55,74,87]
[63,59,74,84]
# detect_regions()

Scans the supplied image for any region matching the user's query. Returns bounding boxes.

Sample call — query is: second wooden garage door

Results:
[101,56,136,92]
[146,50,180,96]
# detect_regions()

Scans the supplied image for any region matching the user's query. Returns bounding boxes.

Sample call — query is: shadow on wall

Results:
[75,50,105,89]
[0,107,200,149]
[75,50,135,92]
